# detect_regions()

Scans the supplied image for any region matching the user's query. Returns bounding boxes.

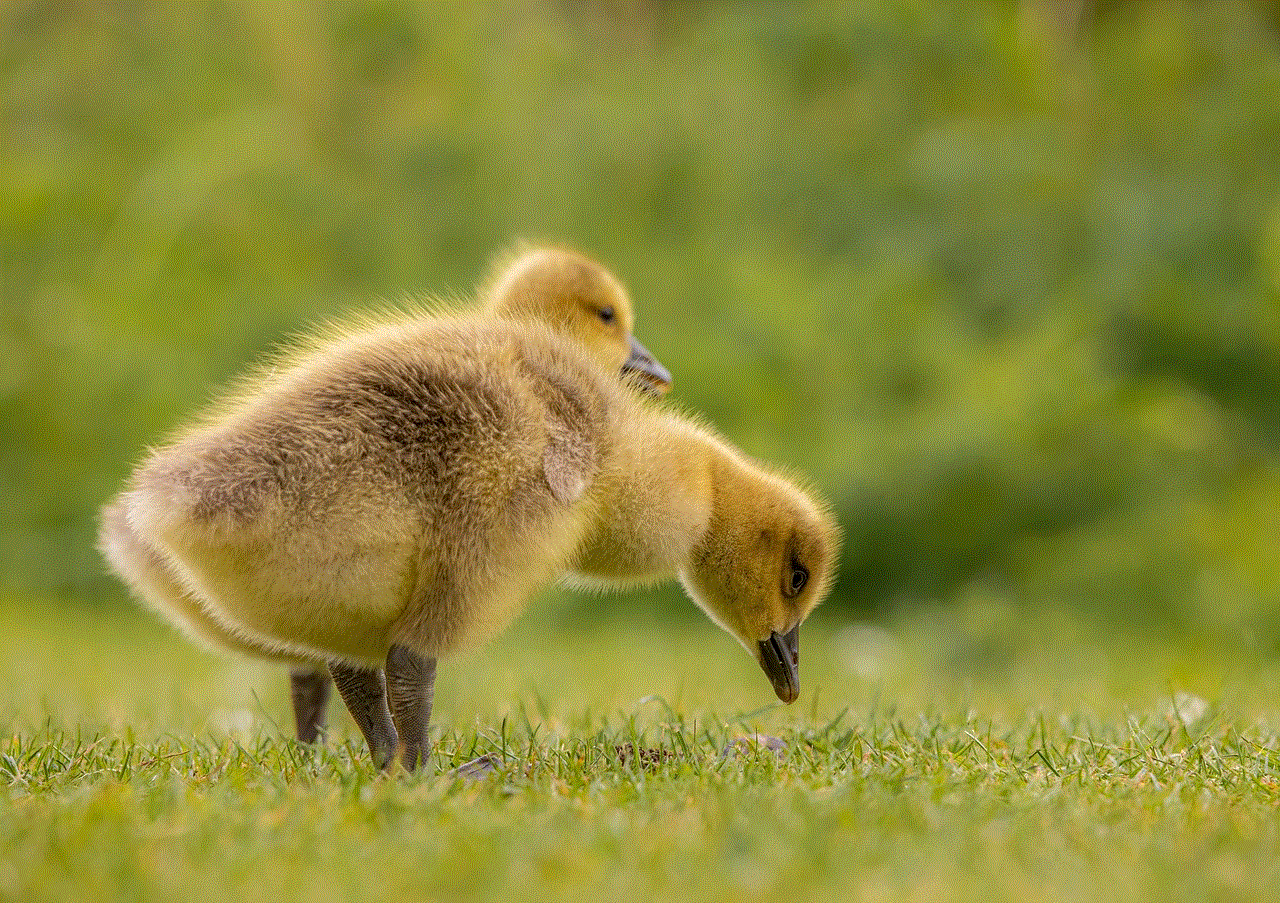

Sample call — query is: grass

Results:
[4,594,1280,902]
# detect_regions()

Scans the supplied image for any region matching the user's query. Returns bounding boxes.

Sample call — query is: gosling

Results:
[100,246,671,745]
[106,312,837,771]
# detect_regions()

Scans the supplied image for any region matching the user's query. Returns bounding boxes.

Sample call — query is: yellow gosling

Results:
[106,315,835,771]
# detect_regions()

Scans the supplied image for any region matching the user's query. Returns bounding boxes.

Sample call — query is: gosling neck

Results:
[568,415,722,586]
[681,435,764,573]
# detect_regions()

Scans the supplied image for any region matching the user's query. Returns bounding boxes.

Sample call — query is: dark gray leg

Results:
[328,662,398,771]
[386,644,437,772]
[289,666,332,743]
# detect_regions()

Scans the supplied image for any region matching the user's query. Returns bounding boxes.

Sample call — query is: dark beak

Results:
[622,334,672,396]
[757,625,800,704]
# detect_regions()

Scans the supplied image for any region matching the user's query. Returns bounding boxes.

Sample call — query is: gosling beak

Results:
[757,625,800,704]
[622,335,672,396]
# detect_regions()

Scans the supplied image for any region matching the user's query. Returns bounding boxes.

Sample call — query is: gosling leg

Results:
[386,644,437,771]
[289,666,332,743]
[328,663,398,771]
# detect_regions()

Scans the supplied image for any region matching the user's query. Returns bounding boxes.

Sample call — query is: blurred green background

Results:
[3,0,1280,650]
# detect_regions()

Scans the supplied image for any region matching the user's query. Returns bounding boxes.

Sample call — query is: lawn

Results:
[4,593,1279,903]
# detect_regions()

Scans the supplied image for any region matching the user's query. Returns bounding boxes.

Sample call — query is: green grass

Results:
[4,595,1280,902]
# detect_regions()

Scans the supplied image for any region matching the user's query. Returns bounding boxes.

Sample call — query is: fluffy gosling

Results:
[101,247,671,746]
[106,314,836,771]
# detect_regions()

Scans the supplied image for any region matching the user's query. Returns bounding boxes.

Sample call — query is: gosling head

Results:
[482,245,672,395]
[681,463,838,704]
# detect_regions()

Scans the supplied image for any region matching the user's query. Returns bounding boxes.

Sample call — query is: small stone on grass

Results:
[451,754,502,781]
[720,734,787,759]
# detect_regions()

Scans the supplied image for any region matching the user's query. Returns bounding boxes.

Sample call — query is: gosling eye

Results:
[597,305,616,325]
[785,561,808,598]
